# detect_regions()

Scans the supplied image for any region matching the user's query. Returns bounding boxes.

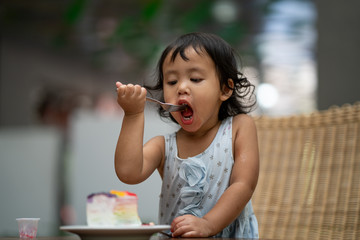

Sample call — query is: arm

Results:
[114,82,164,184]
[171,114,259,237]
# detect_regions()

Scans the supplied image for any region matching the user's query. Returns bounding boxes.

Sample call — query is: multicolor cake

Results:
[86,190,142,226]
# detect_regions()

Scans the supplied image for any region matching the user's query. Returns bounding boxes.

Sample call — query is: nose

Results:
[177,80,190,95]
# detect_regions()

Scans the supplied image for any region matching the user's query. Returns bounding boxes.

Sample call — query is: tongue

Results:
[182,106,193,117]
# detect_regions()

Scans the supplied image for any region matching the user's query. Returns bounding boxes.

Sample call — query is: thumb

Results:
[115,81,123,89]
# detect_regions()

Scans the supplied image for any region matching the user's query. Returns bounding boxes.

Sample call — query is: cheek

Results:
[164,90,177,103]
[163,93,171,103]
[162,88,169,101]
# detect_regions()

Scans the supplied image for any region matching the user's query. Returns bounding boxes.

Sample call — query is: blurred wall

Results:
[0,127,61,236]
[316,0,360,109]
[0,38,113,127]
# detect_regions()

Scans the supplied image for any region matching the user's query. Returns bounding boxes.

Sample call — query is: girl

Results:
[115,32,259,238]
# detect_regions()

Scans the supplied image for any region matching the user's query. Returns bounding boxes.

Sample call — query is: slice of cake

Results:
[86,190,142,226]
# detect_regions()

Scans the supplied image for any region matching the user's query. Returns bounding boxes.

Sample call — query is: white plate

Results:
[60,225,171,240]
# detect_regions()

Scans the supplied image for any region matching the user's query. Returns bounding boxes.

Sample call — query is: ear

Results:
[220,78,234,101]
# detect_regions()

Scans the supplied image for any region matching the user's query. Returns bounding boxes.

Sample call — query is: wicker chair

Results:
[252,103,360,240]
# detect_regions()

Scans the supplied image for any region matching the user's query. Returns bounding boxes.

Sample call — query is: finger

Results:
[171,216,183,232]
[137,86,148,100]
[115,81,122,88]
[125,84,135,96]
[133,84,143,96]
[115,82,123,92]
[172,224,193,237]
[181,230,199,238]
[172,218,191,235]
[171,226,185,237]
[140,86,147,98]
[171,216,186,226]
[117,84,127,96]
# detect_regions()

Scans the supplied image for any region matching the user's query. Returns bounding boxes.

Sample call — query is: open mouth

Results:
[178,100,193,122]
[182,105,193,120]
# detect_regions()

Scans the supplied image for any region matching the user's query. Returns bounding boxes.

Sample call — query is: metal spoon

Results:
[146,97,187,112]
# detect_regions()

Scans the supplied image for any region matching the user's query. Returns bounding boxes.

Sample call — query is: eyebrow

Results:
[164,67,206,76]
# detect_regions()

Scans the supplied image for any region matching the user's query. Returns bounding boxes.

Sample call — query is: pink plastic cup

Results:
[16,218,40,239]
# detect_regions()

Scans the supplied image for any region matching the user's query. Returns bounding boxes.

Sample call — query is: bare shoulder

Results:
[144,135,166,155]
[232,114,258,149]
[146,135,165,145]
[232,114,257,133]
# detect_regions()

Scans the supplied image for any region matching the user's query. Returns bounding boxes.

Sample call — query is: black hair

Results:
[146,32,256,123]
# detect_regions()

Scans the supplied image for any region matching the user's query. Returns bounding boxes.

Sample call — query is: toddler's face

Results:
[162,47,226,132]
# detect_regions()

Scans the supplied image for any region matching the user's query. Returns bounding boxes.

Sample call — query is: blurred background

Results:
[0,0,359,237]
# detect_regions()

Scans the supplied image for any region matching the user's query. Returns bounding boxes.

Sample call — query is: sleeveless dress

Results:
[159,117,259,238]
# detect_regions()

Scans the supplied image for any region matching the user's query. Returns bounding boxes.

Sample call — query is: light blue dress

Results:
[159,117,259,238]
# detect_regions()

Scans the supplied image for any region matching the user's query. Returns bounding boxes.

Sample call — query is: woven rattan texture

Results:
[252,103,360,239]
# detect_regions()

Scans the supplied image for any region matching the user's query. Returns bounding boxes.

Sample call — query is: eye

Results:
[166,80,177,85]
[190,78,202,83]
